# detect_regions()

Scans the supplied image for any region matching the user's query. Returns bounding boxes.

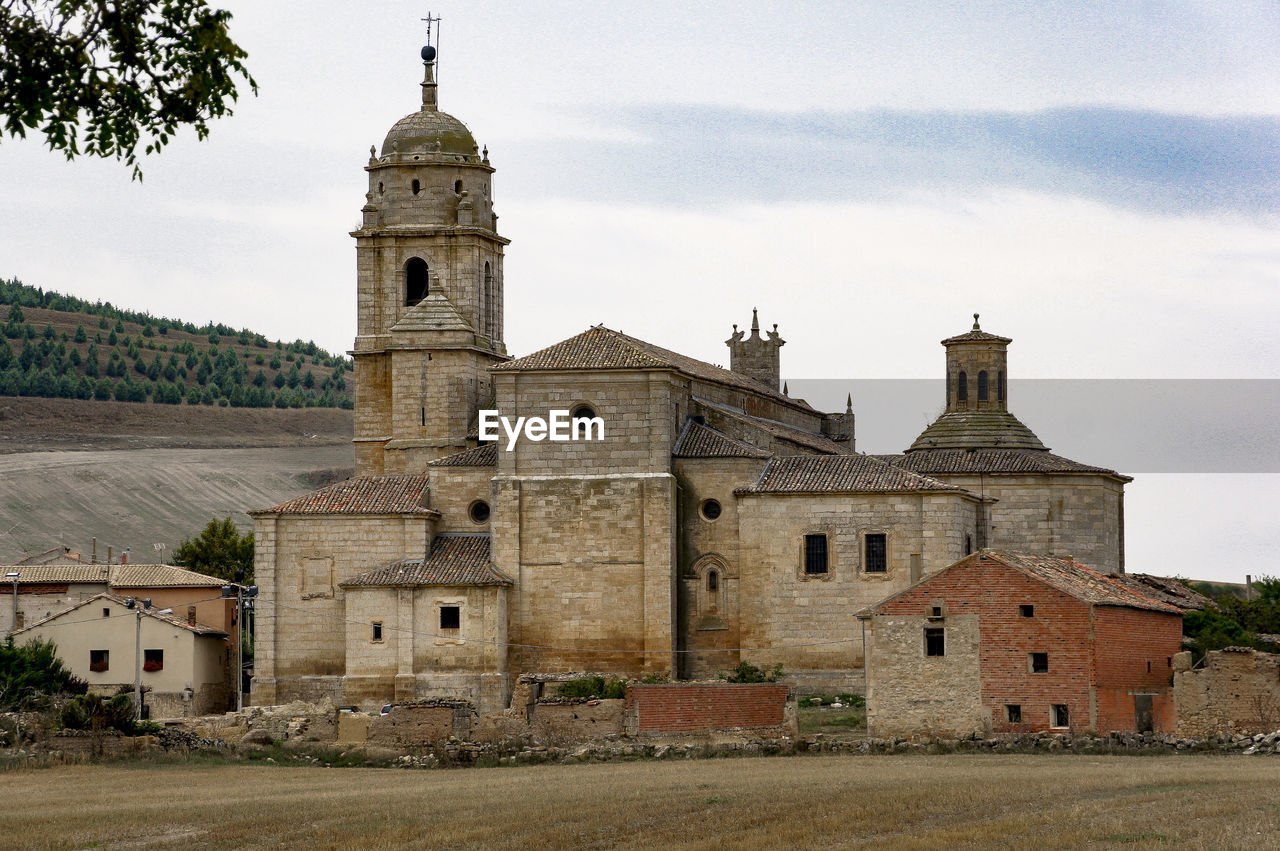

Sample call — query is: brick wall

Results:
[624,683,794,735]
[1093,607,1181,732]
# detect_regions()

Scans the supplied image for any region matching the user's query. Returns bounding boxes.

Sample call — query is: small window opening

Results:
[925,627,945,657]
[1020,604,1034,618]
[707,570,718,593]
[700,499,722,521]
[1006,704,1022,723]
[1147,660,1152,673]
[411,179,421,195]
[964,534,972,555]
[102,607,111,618]
[469,501,491,524]
[930,605,943,618]
[997,371,1005,403]
[1030,652,1048,673]
[377,181,384,194]
[143,649,164,673]
[571,404,596,421]
[1167,657,1172,667]
[1051,704,1070,728]
[978,370,989,401]
[440,606,460,631]
[454,179,463,193]
[372,621,383,642]
[405,257,429,306]
[89,649,109,673]
[864,533,887,573]
[957,370,968,402]
[803,534,828,575]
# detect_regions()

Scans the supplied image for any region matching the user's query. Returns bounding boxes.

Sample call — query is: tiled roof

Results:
[693,398,845,455]
[1112,573,1215,612]
[907,410,1047,451]
[882,448,1129,480]
[0,564,109,583]
[341,536,511,587]
[737,455,971,495]
[390,291,475,334]
[111,564,226,588]
[673,421,770,459]
[493,325,813,412]
[14,547,93,565]
[429,443,498,467]
[860,551,1183,617]
[14,593,227,637]
[256,475,433,515]
[941,319,1012,345]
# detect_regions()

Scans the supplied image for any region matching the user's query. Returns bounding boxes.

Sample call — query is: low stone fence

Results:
[366,701,475,747]
[1174,648,1280,738]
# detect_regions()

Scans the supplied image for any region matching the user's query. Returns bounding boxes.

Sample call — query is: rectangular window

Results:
[1006,704,1021,723]
[1030,652,1048,673]
[89,649,109,673]
[924,627,945,657]
[440,606,460,631]
[371,621,383,642]
[1051,704,1070,728]
[102,607,111,618]
[143,649,163,673]
[803,534,828,575]
[1020,604,1034,617]
[864,533,887,573]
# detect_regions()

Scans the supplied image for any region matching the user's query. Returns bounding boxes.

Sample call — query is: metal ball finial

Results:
[421,45,437,62]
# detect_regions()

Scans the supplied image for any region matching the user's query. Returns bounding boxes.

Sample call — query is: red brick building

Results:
[857,551,1183,738]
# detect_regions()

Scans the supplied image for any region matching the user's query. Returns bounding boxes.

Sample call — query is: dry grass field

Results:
[1,754,1278,849]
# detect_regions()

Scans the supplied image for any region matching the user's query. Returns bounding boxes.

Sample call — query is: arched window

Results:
[405,258,429,306]
[483,262,494,337]
[454,179,463,194]
[957,371,968,403]
[997,371,1005,403]
[707,569,718,593]
[978,370,989,402]
[411,179,421,195]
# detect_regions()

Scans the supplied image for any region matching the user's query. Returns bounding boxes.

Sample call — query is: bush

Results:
[722,661,784,683]
[556,675,627,700]
[0,638,87,711]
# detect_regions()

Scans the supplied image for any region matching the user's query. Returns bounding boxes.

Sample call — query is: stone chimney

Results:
[726,309,785,391]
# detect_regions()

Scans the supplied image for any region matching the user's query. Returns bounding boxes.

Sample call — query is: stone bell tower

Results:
[726,309,785,391]
[350,43,510,474]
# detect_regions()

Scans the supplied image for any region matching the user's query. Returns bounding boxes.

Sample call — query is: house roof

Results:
[736,454,972,496]
[341,535,511,587]
[1111,573,1215,612]
[429,443,498,467]
[941,316,1012,346]
[673,420,771,459]
[492,325,813,414]
[110,564,227,589]
[859,551,1182,617]
[905,410,1048,451]
[693,397,846,455]
[14,593,228,637]
[879,448,1130,480]
[13,546,93,566]
[0,564,110,584]
[254,475,434,515]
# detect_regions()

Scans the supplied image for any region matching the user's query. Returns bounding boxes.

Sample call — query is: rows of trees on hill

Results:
[0,278,353,409]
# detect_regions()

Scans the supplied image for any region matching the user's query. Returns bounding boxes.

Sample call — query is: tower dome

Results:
[381,109,477,158]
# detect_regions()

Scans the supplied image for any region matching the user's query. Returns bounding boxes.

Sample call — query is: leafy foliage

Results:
[556,675,627,700]
[0,638,88,711]
[173,517,253,583]
[0,0,256,179]
[59,692,137,733]
[1181,575,1280,662]
[722,661,784,683]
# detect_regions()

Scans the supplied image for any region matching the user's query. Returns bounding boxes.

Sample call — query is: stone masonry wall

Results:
[864,614,984,738]
[1174,648,1280,737]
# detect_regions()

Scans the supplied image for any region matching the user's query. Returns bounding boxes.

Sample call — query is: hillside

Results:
[0,277,353,409]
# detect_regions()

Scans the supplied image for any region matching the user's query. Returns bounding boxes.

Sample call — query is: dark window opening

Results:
[405,257,429,306]
[804,534,828,575]
[440,606,460,631]
[372,621,383,642]
[377,181,384,194]
[102,607,110,618]
[1006,704,1021,723]
[957,370,968,402]
[143,649,163,673]
[707,570,718,593]
[925,627,945,657]
[865,533,887,573]
[1147,660,1152,673]
[1020,604,1034,618]
[571,404,596,421]
[411,179,421,195]
[1031,652,1048,673]
[1051,704,1070,728]
[469,501,491,524]
[964,534,972,555]
[997,371,1005,403]
[930,605,943,618]
[89,649,109,673]
[977,370,989,401]
[700,499,722,521]
[1167,657,1172,667]
[483,261,494,336]
[454,179,463,193]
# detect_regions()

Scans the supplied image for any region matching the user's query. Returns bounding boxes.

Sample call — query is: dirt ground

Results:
[1,753,1277,849]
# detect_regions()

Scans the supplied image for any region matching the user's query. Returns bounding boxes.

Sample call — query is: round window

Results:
[469,501,491,524]
[700,499,722,521]
[571,404,596,421]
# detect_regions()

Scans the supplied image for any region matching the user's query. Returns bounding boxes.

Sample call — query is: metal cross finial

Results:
[421,12,441,46]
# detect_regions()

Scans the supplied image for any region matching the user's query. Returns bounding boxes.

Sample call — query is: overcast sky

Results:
[2,2,1277,582]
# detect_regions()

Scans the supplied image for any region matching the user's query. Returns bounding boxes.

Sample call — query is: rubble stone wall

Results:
[1174,648,1280,738]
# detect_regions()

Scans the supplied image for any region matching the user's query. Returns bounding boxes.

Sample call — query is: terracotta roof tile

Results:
[693,398,845,455]
[256,475,433,515]
[429,444,497,467]
[673,421,771,459]
[882,448,1128,479]
[941,329,1013,345]
[0,564,110,583]
[14,547,93,566]
[341,536,510,587]
[737,455,971,495]
[1111,573,1215,612]
[111,564,226,588]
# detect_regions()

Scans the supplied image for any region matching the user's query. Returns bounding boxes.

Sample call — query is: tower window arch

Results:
[957,371,968,403]
[454,179,463,194]
[405,258,429,307]
[483,261,494,337]
[998,371,1005,403]
[707,569,718,593]
[411,179,421,195]
[978,370,989,402]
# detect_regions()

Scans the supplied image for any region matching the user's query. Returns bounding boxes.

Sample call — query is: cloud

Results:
[500,106,1280,216]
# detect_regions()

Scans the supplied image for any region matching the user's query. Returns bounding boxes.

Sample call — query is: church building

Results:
[249,47,1129,712]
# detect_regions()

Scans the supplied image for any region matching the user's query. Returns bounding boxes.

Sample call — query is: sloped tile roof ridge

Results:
[1109,573,1215,612]
[110,563,226,588]
[257,474,433,515]
[390,290,475,333]
[984,550,1182,613]
[14,593,227,636]
[737,453,973,495]
[892,447,1129,480]
[341,535,511,587]
[692,398,844,455]
[1,564,111,583]
[673,420,771,459]
[942,328,1013,344]
[429,443,498,467]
